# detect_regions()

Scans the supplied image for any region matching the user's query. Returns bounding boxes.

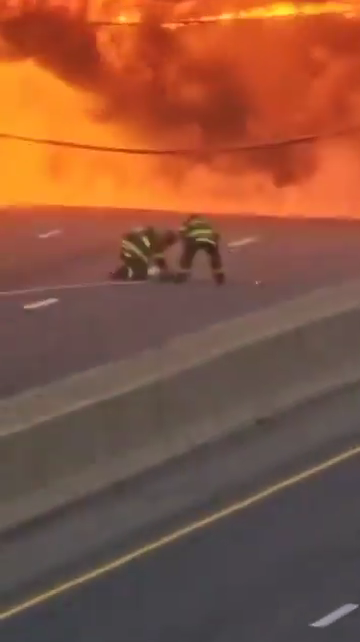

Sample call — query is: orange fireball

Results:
[0,0,360,217]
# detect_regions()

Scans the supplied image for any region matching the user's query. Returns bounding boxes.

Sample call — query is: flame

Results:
[1,1,360,217]
[113,1,359,28]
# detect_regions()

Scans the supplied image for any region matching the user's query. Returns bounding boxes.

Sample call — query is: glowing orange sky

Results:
[1,2,360,217]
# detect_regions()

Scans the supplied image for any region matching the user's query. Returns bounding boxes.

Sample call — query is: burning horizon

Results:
[1,1,360,217]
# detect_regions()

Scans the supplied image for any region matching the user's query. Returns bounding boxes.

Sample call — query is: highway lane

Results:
[1,382,360,641]
[2,207,360,397]
[3,207,360,291]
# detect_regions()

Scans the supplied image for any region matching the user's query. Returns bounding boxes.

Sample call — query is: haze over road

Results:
[2,206,360,398]
[1,383,360,641]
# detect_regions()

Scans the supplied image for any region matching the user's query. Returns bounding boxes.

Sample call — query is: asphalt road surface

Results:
[2,206,360,398]
[1,383,360,641]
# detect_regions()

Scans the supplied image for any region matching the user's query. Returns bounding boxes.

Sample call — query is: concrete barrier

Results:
[2,278,360,532]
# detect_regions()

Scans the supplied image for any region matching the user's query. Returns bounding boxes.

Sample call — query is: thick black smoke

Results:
[1,3,360,188]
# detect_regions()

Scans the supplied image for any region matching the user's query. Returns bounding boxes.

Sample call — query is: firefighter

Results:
[110,226,177,281]
[175,214,225,284]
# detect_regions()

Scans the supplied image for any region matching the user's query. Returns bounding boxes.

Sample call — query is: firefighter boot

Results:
[214,271,225,285]
[158,270,177,282]
[174,272,188,284]
[109,264,139,281]
[109,266,128,280]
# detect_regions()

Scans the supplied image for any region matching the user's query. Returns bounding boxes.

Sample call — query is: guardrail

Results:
[2,278,360,532]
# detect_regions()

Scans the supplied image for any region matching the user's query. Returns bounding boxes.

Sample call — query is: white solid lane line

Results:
[38,229,62,239]
[0,280,144,297]
[227,236,258,249]
[23,298,59,311]
[310,603,359,628]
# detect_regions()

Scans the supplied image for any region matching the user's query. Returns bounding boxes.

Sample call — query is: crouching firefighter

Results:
[175,215,225,284]
[110,226,177,281]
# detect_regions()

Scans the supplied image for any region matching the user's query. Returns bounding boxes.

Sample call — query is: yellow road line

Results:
[1,443,360,622]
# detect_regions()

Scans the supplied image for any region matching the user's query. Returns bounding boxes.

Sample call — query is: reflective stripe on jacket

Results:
[121,228,154,263]
[121,238,148,262]
[180,217,217,244]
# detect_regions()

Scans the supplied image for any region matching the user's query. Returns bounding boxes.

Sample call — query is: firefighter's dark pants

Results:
[111,252,148,281]
[177,238,225,284]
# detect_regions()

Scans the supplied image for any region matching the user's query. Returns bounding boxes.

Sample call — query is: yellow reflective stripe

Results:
[187,231,216,244]
[122,239,135,252]
[188,217,203,227]
[187,228,213,237]
[122,240,148,261]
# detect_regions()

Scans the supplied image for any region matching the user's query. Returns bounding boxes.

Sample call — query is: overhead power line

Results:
[0,125,358,156]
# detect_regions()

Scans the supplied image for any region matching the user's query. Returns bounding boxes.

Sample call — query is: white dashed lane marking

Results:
[37,229,62,239]
[0,280,144,298]
[228,236,259,249]
[23,298,59,311]
[310,603,359,628]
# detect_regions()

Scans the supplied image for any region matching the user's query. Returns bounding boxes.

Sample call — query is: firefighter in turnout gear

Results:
[175,215,225,284]
[110,226,177,281]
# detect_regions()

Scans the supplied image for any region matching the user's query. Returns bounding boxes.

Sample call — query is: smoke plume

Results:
[1,2,360,216]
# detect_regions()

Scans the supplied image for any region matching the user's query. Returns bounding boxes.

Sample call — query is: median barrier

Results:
[2,278,360,532]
